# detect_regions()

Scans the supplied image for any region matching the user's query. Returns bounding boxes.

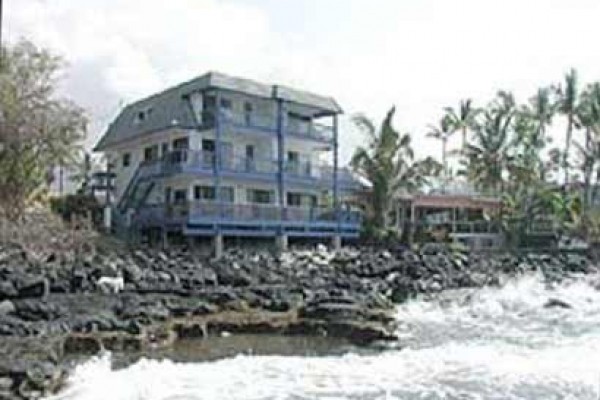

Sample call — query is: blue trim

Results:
[214,93,222,234]
[276,99,285,236]
[333,115,340,236]
[183,225,359,238]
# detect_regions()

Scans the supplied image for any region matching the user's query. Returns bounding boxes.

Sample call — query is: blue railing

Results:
[201,109,334,142]
[137,150,360,189]
[131,201,361,228]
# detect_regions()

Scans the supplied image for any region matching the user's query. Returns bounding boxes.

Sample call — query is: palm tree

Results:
[351,107,441,236]
[529,87,555,147]
[426,115,454,181]
[461,102,514,194]
[574,82,600,210]
[509,110,543,189]
[556,68,579,186]
[444,99,479,150]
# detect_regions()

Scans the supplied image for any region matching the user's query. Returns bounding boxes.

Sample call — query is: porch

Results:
[125,201,362,238]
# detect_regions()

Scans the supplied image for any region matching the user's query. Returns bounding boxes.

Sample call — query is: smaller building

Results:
[395,182,503,249]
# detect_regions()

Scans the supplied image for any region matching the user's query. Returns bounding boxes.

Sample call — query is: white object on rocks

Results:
[97,276,124,294]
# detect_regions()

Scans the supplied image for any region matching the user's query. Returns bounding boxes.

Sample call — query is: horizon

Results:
[5,0,600,166]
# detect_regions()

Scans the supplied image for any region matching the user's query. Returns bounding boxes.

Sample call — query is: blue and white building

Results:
[95,72,362,252]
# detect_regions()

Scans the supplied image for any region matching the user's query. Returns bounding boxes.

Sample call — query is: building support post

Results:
[399,201,406,241]
[332,114,341,251]
[275,95,287,253]
[276,234,288,253]
[409,202,416,246]
[214,233,223,259]
[452,207,457,234]
[214,92,223,258]
[162,227,169,248]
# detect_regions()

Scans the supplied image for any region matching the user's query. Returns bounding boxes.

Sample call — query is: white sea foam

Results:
[48,273,600,400]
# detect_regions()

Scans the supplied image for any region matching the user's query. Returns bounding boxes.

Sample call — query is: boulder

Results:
[0,281,17,300]
[17,278,49,299]
[13,300,66,322]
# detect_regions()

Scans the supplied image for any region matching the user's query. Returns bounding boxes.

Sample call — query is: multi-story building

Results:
[94,72,362,254]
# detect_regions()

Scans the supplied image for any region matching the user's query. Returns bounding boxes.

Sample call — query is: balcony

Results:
[131,201,362,237]
[139,150,361,190]
[200,110,335,142]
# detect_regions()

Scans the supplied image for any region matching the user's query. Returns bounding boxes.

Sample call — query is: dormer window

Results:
[134,107,152,125]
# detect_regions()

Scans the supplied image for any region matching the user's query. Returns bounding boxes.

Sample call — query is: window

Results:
[194,186,234,202]
[143,145,158,162]
[286,151,301,174]
[220,98,232,110]
[122,153,131,167]
[287,192,317,207]
[194,185,215,201]
[203,94,217,125]
[247,189,273,204]
[244,102,253,125]
[287,151,299,163]
[172,137,189,149]
[135,111,145,124]
[202,139,216,152]
[173,189,187,204]
[287,193,302,207]
[134,108,152,125]
[161,143,169,157]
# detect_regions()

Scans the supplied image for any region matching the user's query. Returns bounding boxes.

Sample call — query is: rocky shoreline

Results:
[0,241,596,399]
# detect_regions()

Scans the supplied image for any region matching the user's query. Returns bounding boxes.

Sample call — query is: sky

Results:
[5,0,600,165]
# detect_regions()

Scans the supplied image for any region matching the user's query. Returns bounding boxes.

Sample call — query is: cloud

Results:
[6,0,600,166]
[7,0,278,148]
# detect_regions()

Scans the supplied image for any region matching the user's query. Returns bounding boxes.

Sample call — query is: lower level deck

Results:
[116,201,361,239]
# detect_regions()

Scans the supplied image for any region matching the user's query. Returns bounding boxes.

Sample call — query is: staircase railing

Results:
[117,166,143,212]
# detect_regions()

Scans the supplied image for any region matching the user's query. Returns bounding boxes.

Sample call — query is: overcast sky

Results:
[6,0,600,164]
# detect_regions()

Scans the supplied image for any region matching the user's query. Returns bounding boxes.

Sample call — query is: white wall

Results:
[103,90,338,206]
[106,128,193,202]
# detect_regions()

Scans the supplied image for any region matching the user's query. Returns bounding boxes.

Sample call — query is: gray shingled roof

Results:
[94,72,342,151]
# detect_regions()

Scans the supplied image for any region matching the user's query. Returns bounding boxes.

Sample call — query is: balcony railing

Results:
[200,109,334,142]
[138,150,360,189]
[130,201,361,227]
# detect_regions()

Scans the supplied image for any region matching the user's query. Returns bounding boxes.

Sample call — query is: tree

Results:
[556,68,579,186]
[574,82,600,211]
[529,88,555,145]
[460,92,514,194]
[444,99,479,150]
[426,114,454,183]
[351,107,440,238]
[0,40,87,220]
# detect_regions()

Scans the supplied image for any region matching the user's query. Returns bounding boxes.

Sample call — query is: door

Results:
[287,151,300,174]
[245,145,255,171]
[172,137,189,163]
[203,94,216,126]
[244,102,253,126]
[201,139,216,168]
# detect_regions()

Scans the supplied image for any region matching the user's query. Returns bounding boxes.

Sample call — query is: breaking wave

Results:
[48,273,600,399]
